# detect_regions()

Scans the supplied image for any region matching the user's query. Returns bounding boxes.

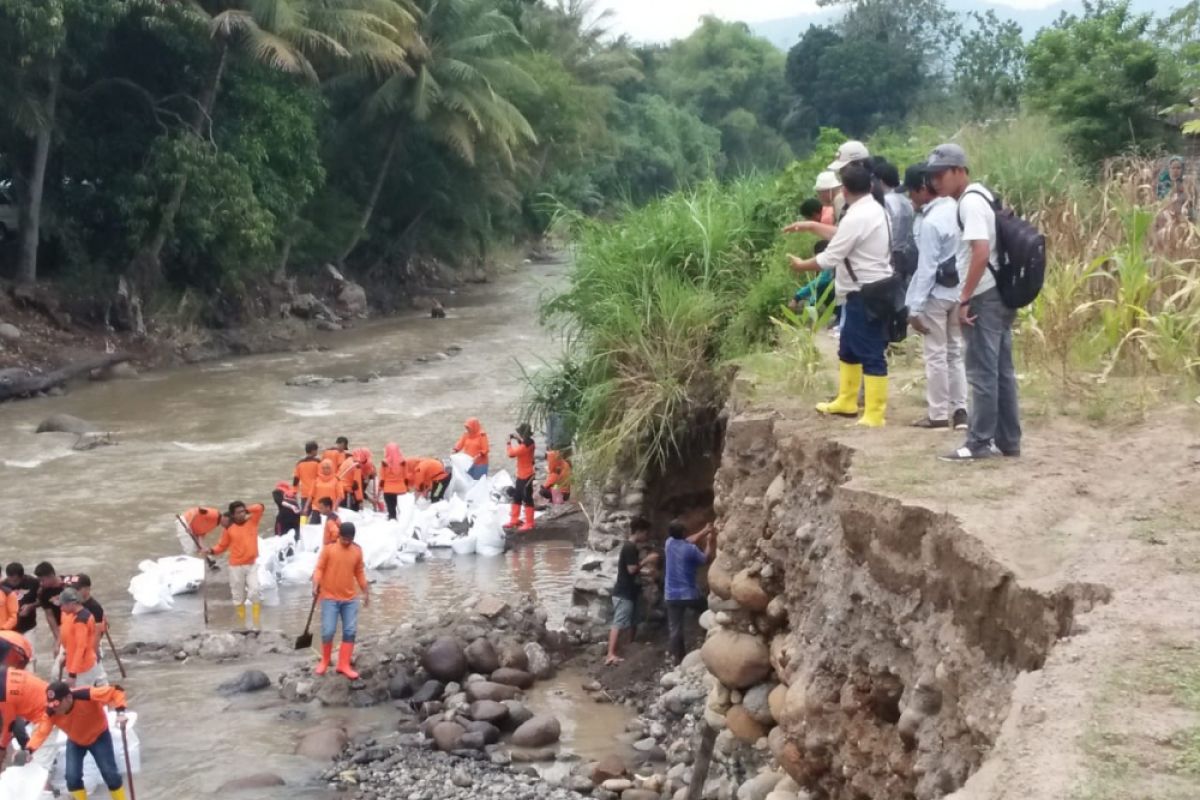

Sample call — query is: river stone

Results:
[388,669,414,699]
[743,683,777,725]
[476,596,510,618]
[218,669,271,695]
[423,637,468,682]
[465,638,501,673]
[285,374,334,388]
[523,642,553,679]
[315,677,352,707]
[731,570,771,612]
[701,630,771,689]
[624,791,661,800]
[768,685,788,725]
[707,556,734,600]
[335,280,368,318]
[491,667,535,689]
[35,414,99,435]
[498,641,530,671]
[0,323,21,342]
[511,715,562,748]
[601,779,633,792]
[509,746,559,763]
[591,753,628,784]
[431,721,466,752]
[217,773,286,792]
[726,705,767,743]
[459,731,488,751]
[463,720,501,745]
[466,681,519,702]
[737,772,783,800]
[295,727,348,760]
[411,679,444,705]
[503,700,534,729]
[469,700,509,725]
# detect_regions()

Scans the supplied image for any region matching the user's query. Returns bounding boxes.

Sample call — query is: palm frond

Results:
[244,27,318,79]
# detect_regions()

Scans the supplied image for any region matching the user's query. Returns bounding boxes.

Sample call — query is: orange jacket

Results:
[339,459,364,503]
[61,608,97,677]
[544,451,573,491]
[183,507,223,538]
[211,503,264,567]
[407,459,449,494]
[454,419,490,466]
[507,439,535,480]
[0,586,18,631]
[313,542,368,602]
[293,456,321,499]
[323,515,341,546]
[323,448,346,472]
[0,668,48,749]
[312,460,344,510]
[30,685,127,751]
[379,443,407,494]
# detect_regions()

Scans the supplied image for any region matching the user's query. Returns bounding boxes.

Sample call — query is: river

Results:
[0,261,620,797]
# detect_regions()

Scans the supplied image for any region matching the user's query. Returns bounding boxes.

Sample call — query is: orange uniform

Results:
[508,439,535,480]
[454,419,490,467]
[211,503,265,567]
[293,456,321,500]
[544,451,573,492]
[0,586,18,631]
[323,515,341,546]
[182,507,223,538]
[0,668,48,748]
[313,542,368,602]
[322,448,347,472]
[61,607,97,677]
[29,685,127,752]
[312,460,344,511]
[407,458,449,494]
[339,459,364,503]
[378,446,408,495]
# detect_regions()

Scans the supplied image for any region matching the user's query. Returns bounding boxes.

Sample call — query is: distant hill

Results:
[751,0,1183,49]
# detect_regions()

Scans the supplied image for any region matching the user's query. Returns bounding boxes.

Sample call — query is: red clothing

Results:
[0,668,48,748]
[507,439,535,480]
[30,685,127,751]
[61,608,97,677]
[454,419,490,466]
[407,458,449,494]
[182,507,222,538]
[293,456,321,499]
[313,542,368,601]
[211,503,265,567]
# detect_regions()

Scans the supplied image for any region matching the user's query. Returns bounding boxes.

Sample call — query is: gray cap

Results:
[59,587,81,605]
[927,143,968,172]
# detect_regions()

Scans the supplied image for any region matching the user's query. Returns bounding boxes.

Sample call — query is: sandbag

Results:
[0,763,48,800]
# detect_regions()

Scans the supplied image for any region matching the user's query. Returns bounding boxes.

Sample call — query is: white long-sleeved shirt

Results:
[905,196,961,314]
[815,194,893,299]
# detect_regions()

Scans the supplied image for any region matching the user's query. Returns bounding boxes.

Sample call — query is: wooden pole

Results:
[686,724,718,800]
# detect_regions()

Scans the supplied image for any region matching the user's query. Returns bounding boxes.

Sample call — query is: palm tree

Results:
[337,0,538,264]
[520,0,642,88]
[131,0,419,286]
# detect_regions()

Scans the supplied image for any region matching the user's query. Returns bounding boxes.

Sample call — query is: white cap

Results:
[813,171,842,192]
[828,140,870,171]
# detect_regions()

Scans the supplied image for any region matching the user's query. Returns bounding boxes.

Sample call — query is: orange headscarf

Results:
[384,443,404,468]
[319,459,335,478]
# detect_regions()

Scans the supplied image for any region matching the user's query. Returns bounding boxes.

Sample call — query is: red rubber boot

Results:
[336,642,360,680]
[315,642,333,676]
[504,503,521,530]
[518,505,536,532]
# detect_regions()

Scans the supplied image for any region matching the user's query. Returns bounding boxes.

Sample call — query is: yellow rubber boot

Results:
[236,605,246,624]
[251,603,261,628]
[858,375,888,428]
[109,787,127,800]
[69,791,88,800]
[816,361,863,417]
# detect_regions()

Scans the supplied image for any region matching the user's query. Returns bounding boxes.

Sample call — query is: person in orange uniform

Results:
[26,682,129,800]
[293,440,322,519]
[319,499,341,545]
[58,589,106,688]
[312,522,370,679]
[323,436,349,472]
[0,631,33,669]
[407,458,451,503]
[540,450,573,504]
[0,663,48,771]
[206,501,265,629]
[0,581,18,631]
[378,443,408,520]
[175,506,227,556]
[307,459,344,518]
[453,418,490,480]
[354,448,378,509]
[505,424,537,532]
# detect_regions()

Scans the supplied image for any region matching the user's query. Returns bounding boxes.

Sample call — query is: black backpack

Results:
[957,187,1046,309]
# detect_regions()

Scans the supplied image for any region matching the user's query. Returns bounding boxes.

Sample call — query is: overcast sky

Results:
[599,0,1060,42]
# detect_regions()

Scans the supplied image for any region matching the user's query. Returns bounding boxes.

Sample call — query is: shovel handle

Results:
[121,720,137,800]
[104,629,128,679]
[302,592,318,636]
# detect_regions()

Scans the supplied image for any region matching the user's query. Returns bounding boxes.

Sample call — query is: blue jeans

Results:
[320,599,359,644]
[66,730,122,792]
[467,464,488,480]
[964,288,1021,453]
[838,293,888,376]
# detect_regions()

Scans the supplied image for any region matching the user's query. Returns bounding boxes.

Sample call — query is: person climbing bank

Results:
[206,501,265,629]
[312,522,370,679]
[452,418,490,480]
[505,424,536,532]
[26,682,130,800]
[273,482,302,541]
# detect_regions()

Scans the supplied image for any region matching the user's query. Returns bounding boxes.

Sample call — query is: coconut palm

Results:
[132,0,419,285]
[338,0,538,263]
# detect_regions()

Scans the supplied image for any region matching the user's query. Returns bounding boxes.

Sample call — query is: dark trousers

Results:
[511,477,535,508]
[666,598,707,664]
[66,730,123,792]
[430,475,451,503]
[838,292,888,376]
[964,288,1021,454]
[384,493,400,520]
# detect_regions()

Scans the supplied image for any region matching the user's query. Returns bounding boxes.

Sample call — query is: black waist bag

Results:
[846,260,908,344]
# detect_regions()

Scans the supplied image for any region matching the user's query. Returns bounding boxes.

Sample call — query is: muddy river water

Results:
[0,262,630,796]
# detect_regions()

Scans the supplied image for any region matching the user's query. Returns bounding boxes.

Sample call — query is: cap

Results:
[828,141,870,171]
[46,681,72,707]
[338,522,357,541]
[814,171,842,192]
[927,143,969,172]
[903,165,928,193]
[59,587,81,605]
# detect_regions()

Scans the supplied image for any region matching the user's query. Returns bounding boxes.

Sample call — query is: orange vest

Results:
[61,608,97,676]
[293,457,321,499]
[313,543,368,602]
[30,686,127,751]
[507,440,535,480]
[211,504,264,567]
[0,668,48,748]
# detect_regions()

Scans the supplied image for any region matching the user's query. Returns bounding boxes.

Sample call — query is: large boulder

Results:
[315,677,351,707]
[463,720,501,745]
[410,679,444,705]
[497,640,529,671]
[217,773,286,792]
[465,681,519,702]
[491,668,534,690]
[295,728,348,760]
[725,705,768,743]
[423,637,468,682]
[336,281,368,318]
[218,670,271,696]
[731,570,771,612]
[431,721,466,752]
[465,638,500,674]
[36,414,98,435]
[502,700,534,729]
[768,684,788,726]
[468,700,509,725]
[707,556,734,600]
[742,682,777,726]
[591,754,628,784]
[523,642,553,679]
[701,630,771,689]
[511,715,562,748]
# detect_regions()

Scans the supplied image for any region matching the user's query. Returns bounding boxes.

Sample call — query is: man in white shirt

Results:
[788,163,894,427]
[926,143,1021,461]
[904,165,968,430]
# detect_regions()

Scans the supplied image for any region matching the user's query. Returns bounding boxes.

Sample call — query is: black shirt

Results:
[6,577,40,633]
[37,582,67,626]
[612,542,641,600]
[82,597,105,624]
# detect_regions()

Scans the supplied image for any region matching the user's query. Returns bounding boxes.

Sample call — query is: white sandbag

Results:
[128,566,174,615]
[464,474,494,509]
[401,537,429,557]
[445,495,469,524]
[474,510,507,557]
[490,469,514,495]
[447,453,477,498]
[450,533,477,555]
[427,528,458,549]
[0,763,48,800]
[50,712,140,793]
[156,556,205,595]
[280,551,318,584]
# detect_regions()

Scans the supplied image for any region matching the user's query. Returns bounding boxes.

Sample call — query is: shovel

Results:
[295,593,318,650]
[104,629,128,679]
[120,718,137,800]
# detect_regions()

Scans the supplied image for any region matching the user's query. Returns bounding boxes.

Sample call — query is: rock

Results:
[498,641,530,671]
[466,681,519,702]
[624,791,660,800]
[662,685,707,717]
[423,637,468,682]
[295,728,348,760]
[35,414,98,435]
[633,737,657,752]
[217,773,286,792]
[511,715,562,748]
[97,362,138,380]
[491,668,534,689]
[503,700,534,729]
[742,683,777,726]
[452,768,475,788]
[469,700,509,725]
[431,721,466,752]
[388,670,414,699]
[288,293,332,320]
[465,638,501,674]
[523,642,553,679]
[285,374,334,388]
[701,631,771,689]
[725,704,767,743]
[218,669,271,696]
[601,779,633,793]
[509,746,559,763]
[0,323,21,342]
[315,677,352,707]
[459,732,488,751]
[592,754,628,784]
[707,557,734,600]
[738,772,783,800]
[731,571,770,613]
[411,679,444,705]
[764,793,800,800]
[335,280,368,318]
[476,596,510,618]
[768,684,788,725]
[463,720,501,745]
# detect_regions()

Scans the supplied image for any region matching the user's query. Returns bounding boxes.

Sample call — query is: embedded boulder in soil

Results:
[701,630,771,689]
[464,638,500,674]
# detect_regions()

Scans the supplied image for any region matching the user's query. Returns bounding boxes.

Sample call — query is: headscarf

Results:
[1158,156,1185,200]
[464,418,482,436]
[318,458,335,478]
[274,481,296,500]
[384,443,405,468]
[353,447,373,468]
